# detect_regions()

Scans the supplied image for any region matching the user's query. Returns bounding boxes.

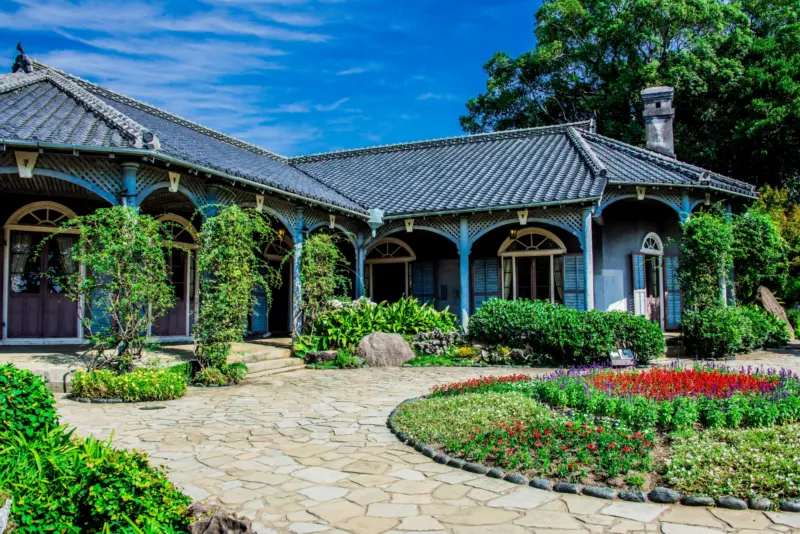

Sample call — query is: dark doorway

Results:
[515,256,552,301]
[371,263,406,303]
[152,248,189,337]
[8,231,78,338]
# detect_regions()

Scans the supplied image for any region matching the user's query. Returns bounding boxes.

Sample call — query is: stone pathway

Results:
[57,364,800,534]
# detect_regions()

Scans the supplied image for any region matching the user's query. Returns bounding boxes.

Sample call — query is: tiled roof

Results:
[291,124,606,216]
[0,62,756,219]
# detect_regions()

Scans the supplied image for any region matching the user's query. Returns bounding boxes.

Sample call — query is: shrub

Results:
[738,305,790,349]
[787,308,800,332]
[0,364,58,438]
[412,328,462,355]
[332,351,365,369]
[681,306,789,359]
[732,209,788,302]
[0,427,191,533]
[468,299,664,365]
[193,367,227,386]
[221,362,248,384]
[679,210,733,310]
[299,232,352,335]
[70,368,187,402]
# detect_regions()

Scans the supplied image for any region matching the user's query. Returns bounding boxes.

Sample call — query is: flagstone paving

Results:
[57,365,800,534]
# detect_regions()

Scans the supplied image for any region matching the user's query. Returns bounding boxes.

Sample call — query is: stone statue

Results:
[12,42,33,74]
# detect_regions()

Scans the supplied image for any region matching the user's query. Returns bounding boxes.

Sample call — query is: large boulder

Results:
[755,286,795,340]
[187,502,254,534]
[355,332,415,367]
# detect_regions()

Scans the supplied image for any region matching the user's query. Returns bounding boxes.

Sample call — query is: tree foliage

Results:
[678,210,733,310]
[47,207,174,371]
[755,186,800,305]
[461,0,800,191]
[298,232,351,335]
[194,205,279,368]
[732,208,788,302]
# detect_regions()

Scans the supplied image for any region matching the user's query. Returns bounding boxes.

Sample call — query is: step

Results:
[232,346,293,364]
[246,362,306,378]
[245,357,305,374]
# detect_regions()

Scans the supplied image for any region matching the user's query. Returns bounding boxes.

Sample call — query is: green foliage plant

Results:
[298,232,351,335]
[46,206,174,371]
[194,205,279,369]
[69,368,187,402]
[0,364,58,437]
[678,211,733,311]
[681,305,788,359]
[732,209,788,302]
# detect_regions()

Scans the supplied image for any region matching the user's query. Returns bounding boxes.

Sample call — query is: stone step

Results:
[245,362,306,378]
[234,347,293,364]
[245,356,305,374]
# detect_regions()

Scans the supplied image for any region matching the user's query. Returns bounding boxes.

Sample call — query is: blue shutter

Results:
[473,258,499,310]
[563,254,586,311]
[251,294,269,334]
[89,283,112,334]
[412,261,435,304]
[632,253,647,316]
[664,255,682,329]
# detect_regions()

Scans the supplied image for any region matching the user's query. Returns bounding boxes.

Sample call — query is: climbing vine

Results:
[194,205,280,369]
[678,209,733,311]
[298,232,351,334]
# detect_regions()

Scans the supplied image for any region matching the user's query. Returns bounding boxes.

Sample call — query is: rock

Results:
[505,473,528,485]
[396,432,409,442]
[756,286,795,339]
[681,495,715,507]
[717,496,748,510]
[463,462,489,474]
[187,502,254,534]
[530,478,554,491]
[414,442,425,452]
[780,500,800,512]
[447,458,466,469]
[420,446,436,458]
[355,333,415,367]
[553,482,581,494]
[619,490,647,503]
[304,350,338,364]
[583,486,617,500]
[749,497,773,511]
[486,467,505,479]
[433,452,450,464]
[648,487,681,503]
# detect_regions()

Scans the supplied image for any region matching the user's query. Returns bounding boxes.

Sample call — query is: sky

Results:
[0,0,540,156]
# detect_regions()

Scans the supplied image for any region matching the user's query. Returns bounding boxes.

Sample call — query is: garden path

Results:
[58,363,800,534]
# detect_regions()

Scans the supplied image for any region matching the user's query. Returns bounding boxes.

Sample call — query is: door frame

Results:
[640,232,665,331]
[365,238,416,299]
[498,227,567,304]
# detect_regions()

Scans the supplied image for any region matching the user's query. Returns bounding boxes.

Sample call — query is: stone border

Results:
[190,382,236,388]
[69,396,126,404]
[387,395,800,513]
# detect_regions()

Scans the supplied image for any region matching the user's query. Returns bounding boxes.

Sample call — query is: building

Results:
[0,47,756,345]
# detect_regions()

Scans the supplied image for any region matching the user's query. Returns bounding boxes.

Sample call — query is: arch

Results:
[366,225,459,250]
[236,201,297,242]
[498,227,567,256]
[641,232,664,256]
[689,199,708,211]
[469,218,582,248]
[0,166,119,206]
[264,232,293,261]
[137,183,204,210]
[158,213,199,244]
[306,221,358,250]
[365,237,417,264]
[595,194,682,217]
[5,201,77,227]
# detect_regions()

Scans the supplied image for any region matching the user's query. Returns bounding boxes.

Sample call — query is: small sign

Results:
[610,348,635,367]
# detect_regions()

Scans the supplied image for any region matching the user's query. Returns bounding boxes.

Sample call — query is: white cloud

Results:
[314,97,350,111]
[336,66,370,76]
[418,92,457,101]
[231,124,320,155]
[265,102,313,113]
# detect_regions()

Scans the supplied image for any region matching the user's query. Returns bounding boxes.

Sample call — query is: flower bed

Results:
[394,364,800,503]
[70,366,188,402]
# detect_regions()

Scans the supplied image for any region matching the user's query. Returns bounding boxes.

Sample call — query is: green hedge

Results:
[468,299,665,364]
[681,305,789,359]
[0,364,58,438]
[70,367,187,402]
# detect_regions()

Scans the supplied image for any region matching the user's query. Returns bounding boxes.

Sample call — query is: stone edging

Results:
[387,395,800,513]
[69,396,126,404]
[190,382,236,388]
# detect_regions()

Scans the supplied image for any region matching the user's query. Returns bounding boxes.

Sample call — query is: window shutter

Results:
[664,255,682,329]
[473,258,499,310]
[412,261,435,305]
[89,278,112,334]
[250,294,269,334]
[632,253,647,316]
[563,254,585,311]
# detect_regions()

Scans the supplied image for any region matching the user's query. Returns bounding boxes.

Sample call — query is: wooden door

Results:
[8,231,78,338]
[152,248,188,337]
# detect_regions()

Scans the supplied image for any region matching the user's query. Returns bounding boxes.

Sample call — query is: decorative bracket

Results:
[636,186,646,200]
[14,151,38,179]
[329,214,336,229]
[255,194,264,212]
[705,193,711,206]
[404,218,414,232]
[168,171,181,193]
[517,209,528,226]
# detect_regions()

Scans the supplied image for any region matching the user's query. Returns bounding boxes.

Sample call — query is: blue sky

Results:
[1,0,540,156]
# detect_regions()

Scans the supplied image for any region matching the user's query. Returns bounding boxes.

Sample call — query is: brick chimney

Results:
[641,86,675,158]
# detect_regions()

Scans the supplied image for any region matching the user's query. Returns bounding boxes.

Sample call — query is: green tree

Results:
[678,210,733,310]
[461,0,800,191]
[194,205,280,369]
[298,232,351,335]
[46,207,174,371]
[732,208,788,302]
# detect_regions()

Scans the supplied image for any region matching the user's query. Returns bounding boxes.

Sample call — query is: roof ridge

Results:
[566,128,606,178]
[582,131,756,192]
[31,60,290,163]
[0,70,48,93]
[290,121,593,163]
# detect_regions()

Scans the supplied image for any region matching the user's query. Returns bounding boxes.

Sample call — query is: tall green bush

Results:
[299,232,351,335]
[194,205,280,369]
[681,305,789,359]
[0,364,57,437]
[468,299,665,365]
[47,207,174,370]
[678,211,733,311]
[732,209,788,302]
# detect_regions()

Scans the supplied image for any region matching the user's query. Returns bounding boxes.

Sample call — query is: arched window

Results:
[263,231,292,261]
[5,201,77,228]
[158,214,198,248]
[641,232,664,256]
[366,238,416,264]
[498,228,567,256]
[496,228,569,304]
[364,238,416,301]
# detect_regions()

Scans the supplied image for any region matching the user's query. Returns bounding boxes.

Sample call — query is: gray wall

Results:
[437,259,460,313]
[593,200,681,312]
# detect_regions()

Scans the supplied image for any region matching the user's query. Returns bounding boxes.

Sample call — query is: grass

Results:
[405,354,481,367]
[664,424,800,501]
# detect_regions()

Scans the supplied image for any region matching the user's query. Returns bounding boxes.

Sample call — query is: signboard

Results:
[610,348,635,367]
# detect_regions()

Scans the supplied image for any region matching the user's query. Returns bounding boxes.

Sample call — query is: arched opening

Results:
[250,217,293,337]
[2,201,80,340]
[365,238,416,304]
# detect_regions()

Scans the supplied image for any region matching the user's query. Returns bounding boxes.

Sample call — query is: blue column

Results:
[680,192,691,223]
[355,241,366,299]
[458,216,471,330]
[292,206,305,334]
[582,207,595,310]
[121,162,138,207]
[205,185,218,219]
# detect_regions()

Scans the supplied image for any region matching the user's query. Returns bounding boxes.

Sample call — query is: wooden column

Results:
[458,216,471,330]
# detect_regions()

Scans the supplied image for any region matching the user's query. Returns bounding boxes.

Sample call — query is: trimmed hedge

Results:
[468,299,665,365]
[681,305,789,359]
[0,364,58,437]
[70,367,187,402]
